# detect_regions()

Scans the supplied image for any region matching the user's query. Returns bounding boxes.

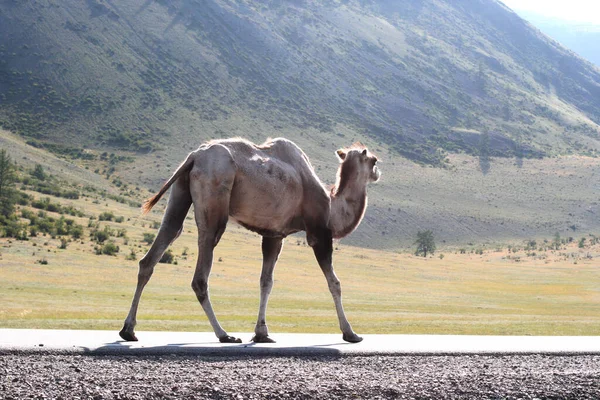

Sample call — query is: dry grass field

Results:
[2,190,600,337]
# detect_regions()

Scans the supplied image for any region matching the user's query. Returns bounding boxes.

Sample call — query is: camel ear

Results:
[361,149,368,156]
[336,149,346,160]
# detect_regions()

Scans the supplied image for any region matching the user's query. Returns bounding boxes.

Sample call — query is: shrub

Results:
[159,249,174,264]
[70,225,83,239]
[143,232,155,244]
[92,229,109,243]
[97,241,119,256]
[98,211,115,221]
[32,164,47,181]
[126,248,137,261]
[0,217,27,239]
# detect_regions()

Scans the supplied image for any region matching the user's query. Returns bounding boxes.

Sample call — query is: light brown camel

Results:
[119,137,380,343]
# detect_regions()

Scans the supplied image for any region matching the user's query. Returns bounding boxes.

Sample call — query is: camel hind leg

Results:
[119,177,192,341]
[188,145,240,343]
[252,236,284,343]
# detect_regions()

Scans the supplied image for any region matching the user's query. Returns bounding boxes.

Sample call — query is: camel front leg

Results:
[310,228,363,343]
[252,236,284,343]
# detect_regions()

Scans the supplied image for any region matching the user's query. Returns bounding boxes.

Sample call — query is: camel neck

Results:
[329,183,368,239]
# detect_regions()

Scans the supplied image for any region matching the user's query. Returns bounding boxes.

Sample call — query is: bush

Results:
[0,216,28,239]
[143,232,155,244]
[98,211,115,221]
[32,164,47,181]
[126,248,137,261]
[97,241,119,256]
[159,249,174,264]
[92,229,110,243]
[70,224,83,239]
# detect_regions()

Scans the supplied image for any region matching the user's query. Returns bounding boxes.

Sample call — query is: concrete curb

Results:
[2,329,600,356]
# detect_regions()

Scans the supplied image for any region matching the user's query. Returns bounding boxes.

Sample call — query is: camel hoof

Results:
[219,335,242,343]
[343,333,363,343]
[119,329,138,342]
[251,335,276,343]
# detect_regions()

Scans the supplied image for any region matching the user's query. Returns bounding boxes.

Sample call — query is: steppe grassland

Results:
[2,189,600,337]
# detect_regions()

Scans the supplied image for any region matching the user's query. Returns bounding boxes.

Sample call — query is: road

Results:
[3,353,600,399]
[2,329,600,399]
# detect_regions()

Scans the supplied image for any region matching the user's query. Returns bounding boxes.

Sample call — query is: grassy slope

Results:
[0,129,110,192]
[1,154,599,336]
[3,126,600,248]
[2,0,600,248]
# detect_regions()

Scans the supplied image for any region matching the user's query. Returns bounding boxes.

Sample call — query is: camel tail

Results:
[141,154,195,215]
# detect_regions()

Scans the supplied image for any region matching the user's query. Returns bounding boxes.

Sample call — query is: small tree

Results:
[552,232,562,250]
[414,230,436,257]
[0,149,17,218]
[32,164,47,181]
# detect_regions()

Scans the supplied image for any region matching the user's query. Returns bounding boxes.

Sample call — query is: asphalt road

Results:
[3,353,600,399]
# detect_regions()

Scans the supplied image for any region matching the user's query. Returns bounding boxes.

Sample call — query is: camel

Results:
[119,137,380,344]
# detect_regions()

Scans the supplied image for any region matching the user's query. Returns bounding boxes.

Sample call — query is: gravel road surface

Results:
[2,353,600,399]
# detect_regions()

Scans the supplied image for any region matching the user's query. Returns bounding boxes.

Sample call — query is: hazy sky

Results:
[501,0,600,24]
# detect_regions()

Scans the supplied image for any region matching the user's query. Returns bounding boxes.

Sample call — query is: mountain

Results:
[1,0,600,165]
[512,10,600,67]
[2,0,600,248]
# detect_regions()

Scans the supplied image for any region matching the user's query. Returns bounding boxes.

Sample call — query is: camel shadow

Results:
[84,338,347,358]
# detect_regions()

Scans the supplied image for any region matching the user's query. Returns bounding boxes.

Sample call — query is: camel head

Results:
[335,144,381,191]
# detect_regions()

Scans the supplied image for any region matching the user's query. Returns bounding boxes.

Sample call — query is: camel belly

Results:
[228,171,304,237]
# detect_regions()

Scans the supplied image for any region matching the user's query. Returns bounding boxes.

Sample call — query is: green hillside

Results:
[1,0,600,163]
[1,0,600,248]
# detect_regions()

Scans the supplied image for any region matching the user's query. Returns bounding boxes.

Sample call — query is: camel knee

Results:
[137,258,155,280]
[260,275,273,292]
[191,278,208,303]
